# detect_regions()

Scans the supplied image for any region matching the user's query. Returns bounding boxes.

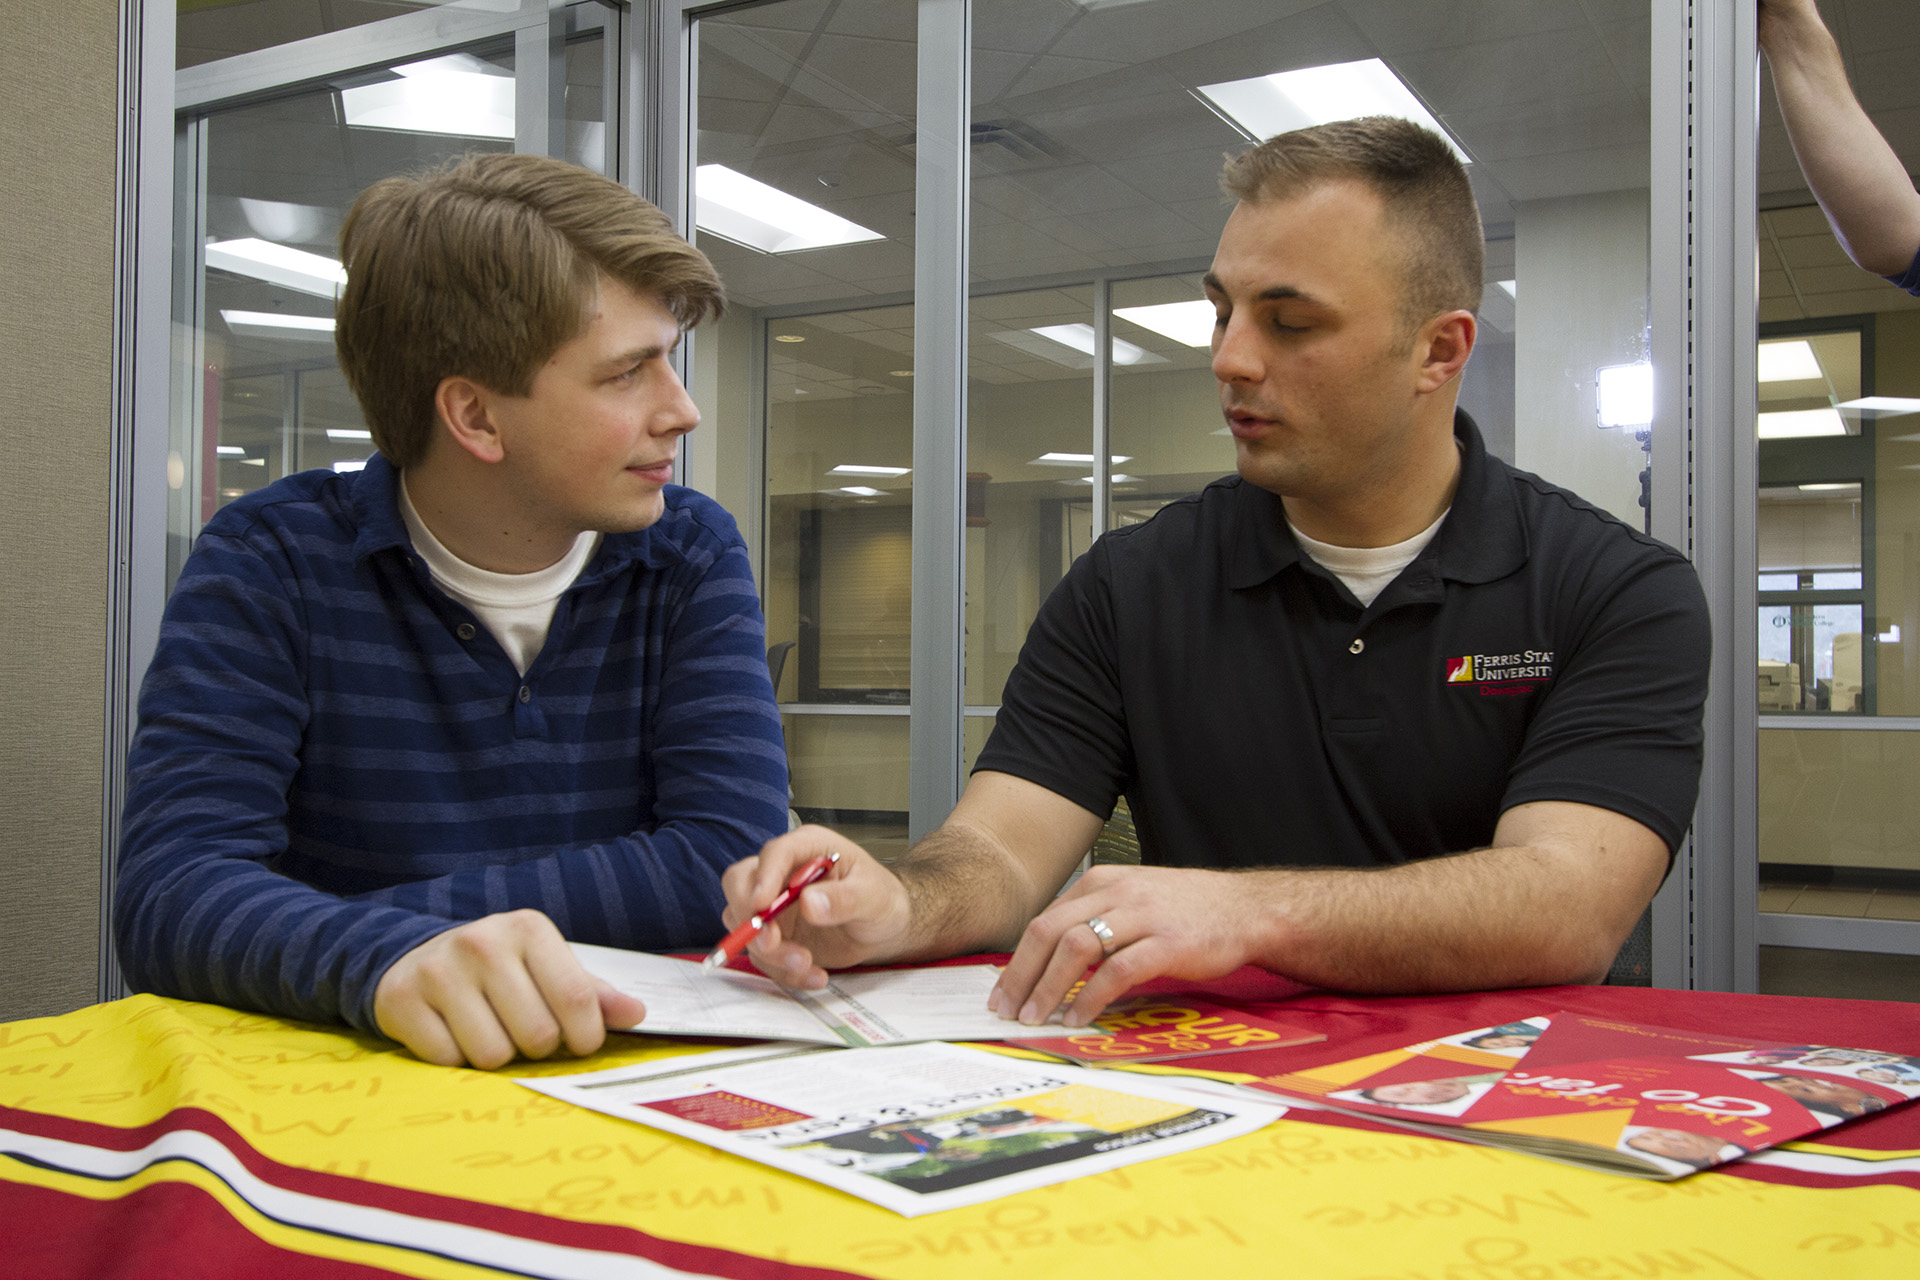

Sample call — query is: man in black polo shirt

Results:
[722,117,1710,1026]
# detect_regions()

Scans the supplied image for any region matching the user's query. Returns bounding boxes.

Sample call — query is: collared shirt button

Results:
[1349,638,1365,655]
[517,685,532,703]
[456,623,476,640]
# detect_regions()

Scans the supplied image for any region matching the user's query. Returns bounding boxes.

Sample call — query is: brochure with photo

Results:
[521,1041,1286,1216]
[1016,994,1325,1065]
[1252,1012,1920,1179]
[571,944,1083,1048]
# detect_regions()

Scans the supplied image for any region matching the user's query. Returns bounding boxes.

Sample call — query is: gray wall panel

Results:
[0,0,117,1019]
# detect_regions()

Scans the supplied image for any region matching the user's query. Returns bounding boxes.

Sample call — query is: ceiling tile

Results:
[1334,0,1591,56]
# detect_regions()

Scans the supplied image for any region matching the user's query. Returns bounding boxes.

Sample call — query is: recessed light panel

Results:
[1758,408,1846,439]
[220,309,336,341]
[1032,453,1131,466]
[1758,340,1823,382]
[205,239,348,299]
[695,164,884,254]
[831,464,910,477]
[1197,59,1469,162]
[1839,397,1920,417]
[341,55,515,139]
[1029,324,1166,366]
[1114,301,1216,348]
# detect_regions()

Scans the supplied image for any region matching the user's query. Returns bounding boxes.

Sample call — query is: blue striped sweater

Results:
[116,455,790,1035]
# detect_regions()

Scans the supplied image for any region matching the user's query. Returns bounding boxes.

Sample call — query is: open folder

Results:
[571,943,1083,1048]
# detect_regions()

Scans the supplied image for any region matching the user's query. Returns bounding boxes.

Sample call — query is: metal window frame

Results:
[104,0,182,1003]
[175,1,557,112]
[1649,0,1760,993]
[907,0,970,839]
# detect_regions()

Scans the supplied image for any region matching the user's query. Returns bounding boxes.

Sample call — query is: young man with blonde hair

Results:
[724,118,1709,1024]
[118,153,788,1068]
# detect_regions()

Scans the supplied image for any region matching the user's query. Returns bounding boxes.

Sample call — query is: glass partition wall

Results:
[689,0,1661,873]
[1754,1,1920,989]
[145,1,1788,993]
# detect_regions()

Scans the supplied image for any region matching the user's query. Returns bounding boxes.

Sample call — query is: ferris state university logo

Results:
[1446,650,1555,697]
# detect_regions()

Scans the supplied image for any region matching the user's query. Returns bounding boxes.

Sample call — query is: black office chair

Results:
[766,641,801,831]
[1605,909,1653,986]
[766,640,796,698]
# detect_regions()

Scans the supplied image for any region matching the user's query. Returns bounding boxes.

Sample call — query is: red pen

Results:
[701,851,840,971]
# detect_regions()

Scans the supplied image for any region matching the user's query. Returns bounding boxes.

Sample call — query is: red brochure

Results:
[1015,995,1325,1065]
[1251,1012,1920,1179]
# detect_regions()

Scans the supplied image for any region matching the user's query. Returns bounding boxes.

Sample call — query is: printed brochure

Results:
[1252,1012,1920,1179]
[520,1040,1286,1216]
[571,944,1083,1048]
[1016,993,1324,1065]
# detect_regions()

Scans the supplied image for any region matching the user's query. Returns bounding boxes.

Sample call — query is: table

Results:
[3,969,1918,1279]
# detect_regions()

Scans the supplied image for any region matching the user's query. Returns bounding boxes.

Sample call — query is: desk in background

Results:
[3,973,1918,1279]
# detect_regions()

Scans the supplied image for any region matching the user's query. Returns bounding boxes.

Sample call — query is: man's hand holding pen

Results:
[719,827,915,989]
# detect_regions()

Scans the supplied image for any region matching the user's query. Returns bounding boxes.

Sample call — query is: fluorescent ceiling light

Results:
[215,446,245,457]
[1798,483,1859,492]
[1596,362,1653,428]
[1063,474,1138,485]
[1758,339,1822,382]
[1497,280,1517,298]
[332,459,367,473]
[831,464,910,477]
[238,197,331,243]
[1758,408,1846,439]
[839,486,883,497]
[241,458,266,467]
[220,309,335,341]
[695,164,883,254]
[1033,453,1131,466]
[205,239,347,299]
[1114,301,1215,348]
[341,55,514,139]
[1197,59,1469,163]
[1839,396,1920,417]
[990,329,1094,369]
[326,428,373,442]
[1029,324,1166,366]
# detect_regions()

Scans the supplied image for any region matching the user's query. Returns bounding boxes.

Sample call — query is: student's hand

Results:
[373,909,646,1069]
[991,864,1261,1028]
[720,825,913,988]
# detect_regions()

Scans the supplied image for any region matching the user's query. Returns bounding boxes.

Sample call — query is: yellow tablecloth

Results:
[2,991,1917,1278]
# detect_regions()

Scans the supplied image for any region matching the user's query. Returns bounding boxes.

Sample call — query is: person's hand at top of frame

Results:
[720,825,913,989]
[989,863,1265,1029]
[373,909,647,1069]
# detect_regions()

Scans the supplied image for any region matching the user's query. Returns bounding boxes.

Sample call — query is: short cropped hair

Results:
[1220,116,1484,334]
[336,152,724,468]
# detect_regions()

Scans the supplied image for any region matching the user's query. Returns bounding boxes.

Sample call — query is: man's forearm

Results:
[1242,843,1646,993]
[884,823,1054,963]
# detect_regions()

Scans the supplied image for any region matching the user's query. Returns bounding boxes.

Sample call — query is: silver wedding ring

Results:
[1086,915,1116,953]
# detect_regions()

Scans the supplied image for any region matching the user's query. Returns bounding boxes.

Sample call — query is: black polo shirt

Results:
[974,411,1710,868]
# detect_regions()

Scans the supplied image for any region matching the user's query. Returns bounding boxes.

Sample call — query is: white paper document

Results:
[571,944,1081,1047]
[519,1040,1285,1216]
